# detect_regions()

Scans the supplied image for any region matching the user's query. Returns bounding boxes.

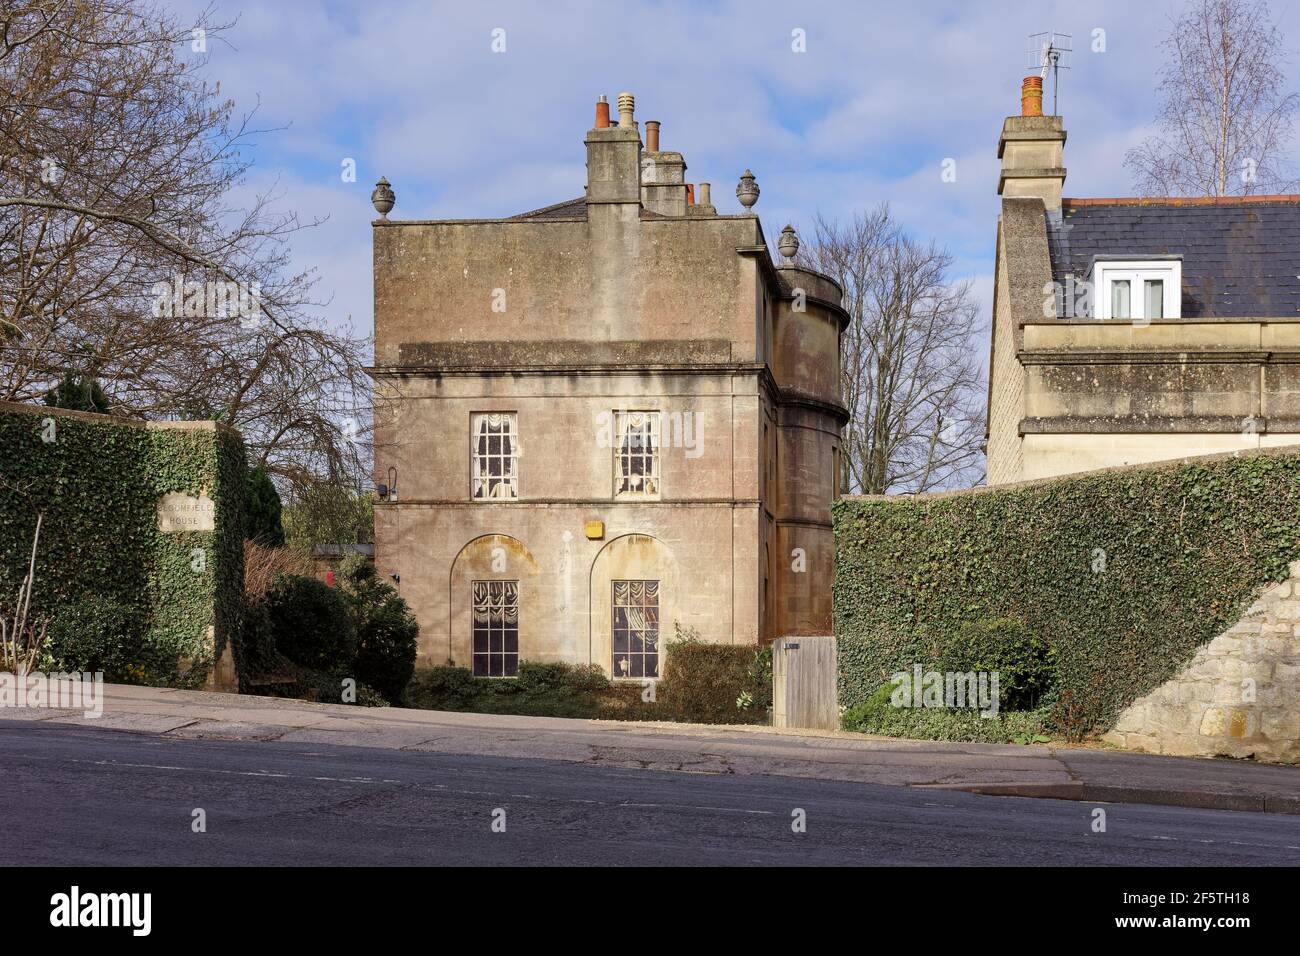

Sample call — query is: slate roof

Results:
[1047,197,1300,318]
[509,196,668,221]
[510,197,587,220]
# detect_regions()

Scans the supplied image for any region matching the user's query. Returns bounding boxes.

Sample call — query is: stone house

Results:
[369,92,847,674]
[986,76,1300,484]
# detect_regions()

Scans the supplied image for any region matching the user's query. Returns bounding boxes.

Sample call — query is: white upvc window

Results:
[471,412,519,500]
[1091,260,1181,321]
[614,411,660,498]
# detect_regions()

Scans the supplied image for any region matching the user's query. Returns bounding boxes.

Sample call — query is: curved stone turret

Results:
[758,252,849,641]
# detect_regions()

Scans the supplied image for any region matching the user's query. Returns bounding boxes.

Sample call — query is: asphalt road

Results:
[3,720,1299,866]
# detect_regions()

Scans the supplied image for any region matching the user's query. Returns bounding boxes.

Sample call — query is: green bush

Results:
[338,557,417,704]
[263,574,356,673]
[842,681,1053,744]
[656,635,770,725]
[741,645,774,714]
[406,642,773,725]
[235,601,278,676]
[834,450,1300,739]
[406,662,612,718]
[937,617,1056,712]
[406,664,479,709]
[515,659,609,696]
[43,593,150,681]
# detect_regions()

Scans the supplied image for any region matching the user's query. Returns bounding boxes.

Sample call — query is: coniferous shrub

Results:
[338,556,417,704]
[263,574,356,672]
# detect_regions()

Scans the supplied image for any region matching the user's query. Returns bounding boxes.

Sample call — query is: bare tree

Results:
[1125,0,1299,196]
[0,478,47,673]
[798,206,986,495]
[0,0,375,494]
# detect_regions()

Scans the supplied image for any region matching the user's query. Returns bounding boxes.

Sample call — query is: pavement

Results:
[4,683,1300,815]
[5,720,1300,865]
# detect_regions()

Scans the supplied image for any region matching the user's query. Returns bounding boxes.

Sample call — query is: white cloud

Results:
[165,0,1300,343]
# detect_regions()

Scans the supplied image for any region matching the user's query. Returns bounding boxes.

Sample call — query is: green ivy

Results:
[0,404,246,686]
[833,451,1300,738]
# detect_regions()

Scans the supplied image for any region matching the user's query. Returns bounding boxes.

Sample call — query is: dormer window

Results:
[1091,259,1181,321]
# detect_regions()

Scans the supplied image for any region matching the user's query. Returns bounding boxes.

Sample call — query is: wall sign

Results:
[156,492,215,533]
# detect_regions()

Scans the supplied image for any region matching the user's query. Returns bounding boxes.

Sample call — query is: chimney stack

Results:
[645,120,660,152]
[586,91,641,210]
[997,78,1066,211]
[617,91,635,129]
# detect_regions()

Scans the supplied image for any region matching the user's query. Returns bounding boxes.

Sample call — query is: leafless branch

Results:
[1125,0,1299,196]
[797,205,986,494]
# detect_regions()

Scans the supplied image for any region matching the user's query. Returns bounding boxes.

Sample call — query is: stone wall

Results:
[0,402,245,690]
[1104,561,1300,764]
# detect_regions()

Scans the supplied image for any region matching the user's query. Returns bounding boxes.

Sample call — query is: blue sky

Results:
[170,0,1300,344]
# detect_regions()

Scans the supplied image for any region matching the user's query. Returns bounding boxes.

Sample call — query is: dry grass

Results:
[243,540,314,605]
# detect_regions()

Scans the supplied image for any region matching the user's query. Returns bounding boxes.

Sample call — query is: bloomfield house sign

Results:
[156,491,215,533]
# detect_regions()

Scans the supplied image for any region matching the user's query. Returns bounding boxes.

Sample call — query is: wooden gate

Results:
[771,635,838,731]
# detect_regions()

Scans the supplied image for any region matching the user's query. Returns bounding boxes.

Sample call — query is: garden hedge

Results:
[0,402,246,686]
[833,448,1300,738]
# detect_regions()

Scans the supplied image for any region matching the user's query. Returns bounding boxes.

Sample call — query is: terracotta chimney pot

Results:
[594,95,610,129]
[645,120,660,152]
[1021,76,1043,117]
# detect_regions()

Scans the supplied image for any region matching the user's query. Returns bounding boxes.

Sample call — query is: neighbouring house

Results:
[986,76,1300,484]
[369,92,847,675]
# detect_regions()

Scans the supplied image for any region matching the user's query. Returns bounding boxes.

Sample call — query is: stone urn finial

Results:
[736,169,759,212]
[371,176,395,219]
[778,224,799,261]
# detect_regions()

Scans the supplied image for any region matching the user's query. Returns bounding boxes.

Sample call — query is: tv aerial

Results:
[1027,32,1071,116]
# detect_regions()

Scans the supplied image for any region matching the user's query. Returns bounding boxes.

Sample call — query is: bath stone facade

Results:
[985,78,1300,485]
[369,92,848,674]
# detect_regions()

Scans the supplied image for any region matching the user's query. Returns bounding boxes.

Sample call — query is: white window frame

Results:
[613,410,661,500]
[470,412,519,501]
[1091,260,1181,321]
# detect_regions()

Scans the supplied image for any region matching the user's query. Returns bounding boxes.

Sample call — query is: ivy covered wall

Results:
[0,402,246,687]
[833,449,1300,737]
